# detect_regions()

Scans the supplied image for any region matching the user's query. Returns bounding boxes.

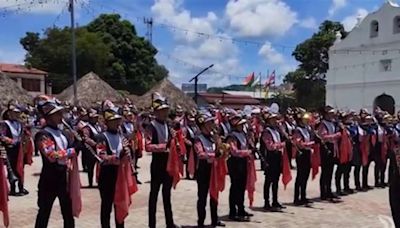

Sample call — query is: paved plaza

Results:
[3,154,395,228]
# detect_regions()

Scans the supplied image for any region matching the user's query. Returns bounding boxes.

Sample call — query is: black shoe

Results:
[302,198,313,205]
[20,188,29,195]
[294,200,302,206]
[167,224,180,228]
[229,215,239,221]
[243,211,254,217]
[344,188,354,194]
[329,193,340,199]
[136,179,142,185]
[212,221,226,227]
[237,216,250,222]
[355,186,362,191]
[9,191,24,197]
[338,191,348,196]
[272,202,286,209]
[263,203,272,211]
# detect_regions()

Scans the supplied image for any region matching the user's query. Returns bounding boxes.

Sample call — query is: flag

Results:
[251,75,261,88]
[243,72,255,86]
[264,70,276,88]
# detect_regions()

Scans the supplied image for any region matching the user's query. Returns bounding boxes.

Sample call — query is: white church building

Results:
[326,0,400,114]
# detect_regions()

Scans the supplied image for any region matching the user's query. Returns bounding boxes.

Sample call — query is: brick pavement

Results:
[2,154,395,228]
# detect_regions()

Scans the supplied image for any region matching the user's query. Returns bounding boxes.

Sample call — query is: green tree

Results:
[284,20,347,109]
[20,14,168,94]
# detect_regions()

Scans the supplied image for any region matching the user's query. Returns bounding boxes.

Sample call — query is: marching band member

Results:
[34,97,81,228]
[0,146,9,227]
[335,112,353,196]
[78,108,101,188]
[318,106,341,201]
[360,113,375,191]
[0,101,27,196]
[389,113,400,228]
[185,110,199,180]
[194,111,226,227]
[96,101,137,228]
[349,113,362,192]
[292,111,315,205]
[374,113,390,188]
[145,94,179,228]
[262,112,287,211]
[283,108,296,169]
[227,113,253,221]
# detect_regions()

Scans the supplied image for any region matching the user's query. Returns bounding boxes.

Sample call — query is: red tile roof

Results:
[198,93,260,108]
[0,63,47,75]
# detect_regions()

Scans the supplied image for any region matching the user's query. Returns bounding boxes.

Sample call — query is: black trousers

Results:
[197,160,218,226]
[294,149,311,202]
[7,145,24,192]
[390,181,400,228]
[320,144,335,198]
[228,156,247,216]
[148,154,174,228]
[84,151,97,187]
[362,159,372,188]
[354,165,361,189]
[264,151,282,205]
[374,142,387,186]
[335,162,351,192]
[35,167,74,228]
[98,165,123,228]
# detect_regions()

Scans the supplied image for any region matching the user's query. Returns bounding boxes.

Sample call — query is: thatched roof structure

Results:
[136,79,196,110]
[0,72,32,108]
[57,72,124,107]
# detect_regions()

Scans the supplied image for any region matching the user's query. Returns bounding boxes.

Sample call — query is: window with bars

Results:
[380,59,392,72]
[21,78,41,92]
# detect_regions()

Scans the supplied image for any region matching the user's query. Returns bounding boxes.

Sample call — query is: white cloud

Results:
[328,0,347,17]
[342,8,368,31]
[151,0,241,87]
[299,17,318,29]
[151,0,217,43]
[258,41,296,79]
[258,41,284,65]
[225,0,298,38]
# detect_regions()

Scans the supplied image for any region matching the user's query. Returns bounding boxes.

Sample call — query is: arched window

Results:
[370,20,379,38]
[394,16,400,34]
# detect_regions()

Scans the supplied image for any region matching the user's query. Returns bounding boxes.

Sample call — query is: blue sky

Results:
[0,0,385,88]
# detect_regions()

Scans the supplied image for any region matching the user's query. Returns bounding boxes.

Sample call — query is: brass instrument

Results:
[211,127,230,159]
[62,119,104,164]
[0,138,18,184]
[122,136,136,175]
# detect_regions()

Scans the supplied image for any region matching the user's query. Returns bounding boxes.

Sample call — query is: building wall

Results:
[5,72,48,97]
[326,2,400,112]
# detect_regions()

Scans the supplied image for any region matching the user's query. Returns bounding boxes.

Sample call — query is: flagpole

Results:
[266,69,269,101]
[259,72,262,99]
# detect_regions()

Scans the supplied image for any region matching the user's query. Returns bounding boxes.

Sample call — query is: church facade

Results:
[326,1,400,114]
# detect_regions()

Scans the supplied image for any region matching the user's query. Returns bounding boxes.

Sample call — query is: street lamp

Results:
[189,64,214,104]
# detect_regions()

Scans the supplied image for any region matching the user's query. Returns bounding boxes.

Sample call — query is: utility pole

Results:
[144,17,153,44]
[189,64,214,104]
[69,0,77,105]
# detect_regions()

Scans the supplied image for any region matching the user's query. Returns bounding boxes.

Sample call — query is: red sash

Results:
[339,129,352,164]
[360,135,370,166]
[0,159,9,227]
[167,138,181,189]
[187,147,195,178]
[311,144,320,180]
[69,156,82,218]
[210,157,227,203]
[281,146,292,189]
[246,155,257,206]
[114,158,138,224]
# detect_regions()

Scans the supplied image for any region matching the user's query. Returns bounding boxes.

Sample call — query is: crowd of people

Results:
[0,93,399,228]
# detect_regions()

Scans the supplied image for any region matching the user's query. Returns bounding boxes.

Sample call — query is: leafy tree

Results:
[20,14,168,94]
[284,20,347,109]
